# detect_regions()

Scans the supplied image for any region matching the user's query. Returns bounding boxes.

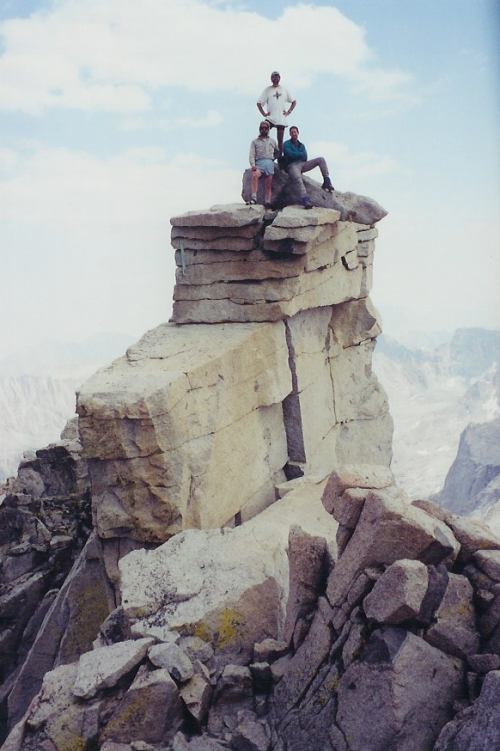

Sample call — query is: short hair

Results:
[289,125,299,132]
[271,70,280,76]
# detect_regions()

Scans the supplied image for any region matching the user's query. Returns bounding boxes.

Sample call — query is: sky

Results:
[1,0,499,360]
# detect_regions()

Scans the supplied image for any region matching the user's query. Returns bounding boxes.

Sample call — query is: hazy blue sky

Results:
[1,0,499,357]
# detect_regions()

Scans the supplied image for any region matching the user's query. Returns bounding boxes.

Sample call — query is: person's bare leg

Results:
[264,175,273,205]
[250,169,261,201]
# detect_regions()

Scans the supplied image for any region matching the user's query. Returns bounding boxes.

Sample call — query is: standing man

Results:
[257,71,296,158]
[282,125,334,208]
[248,120,279,207]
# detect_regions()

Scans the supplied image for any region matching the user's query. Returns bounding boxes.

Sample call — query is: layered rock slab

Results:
[77,321,291,542]
[171,205,371,324]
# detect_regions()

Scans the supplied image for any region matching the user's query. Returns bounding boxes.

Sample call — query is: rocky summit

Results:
[1,194,499,751]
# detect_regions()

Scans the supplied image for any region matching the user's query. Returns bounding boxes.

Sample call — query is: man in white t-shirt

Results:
[257,71,296,158]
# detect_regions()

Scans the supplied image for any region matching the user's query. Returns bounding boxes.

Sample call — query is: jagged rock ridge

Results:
[2,189,499,750]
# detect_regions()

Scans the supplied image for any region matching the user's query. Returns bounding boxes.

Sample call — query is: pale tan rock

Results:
[173,257,362,304]
[171,236,256,251]
[172,261,363,323]
[330,297,382,348]
[356,227,378,241]
[174,239,343,284]
[343,248,359,269]
[170,203,264,228]
[270,205,341,228]
[171,223,261,240]
[119,480,336,664]
[334,411,394,468]
[78,322,291,541]
[331,341,389,423]
[263,222,333,248]
[72,638,154,699]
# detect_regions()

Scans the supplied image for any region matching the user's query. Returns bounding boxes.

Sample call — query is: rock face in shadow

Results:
[436,417,500,514]
[241,168,388,225]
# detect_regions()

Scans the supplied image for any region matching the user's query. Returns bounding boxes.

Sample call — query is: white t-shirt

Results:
[257,85,294,127]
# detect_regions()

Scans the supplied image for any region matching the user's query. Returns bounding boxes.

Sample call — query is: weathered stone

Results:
[270,206,341,229]
[326,487,460,609]
[479,592,500,636]
[473,549,500,581]
[7,534,113,729]
[171,203,265,228]
[434,669,500,750]
[241,172,387,224]
[121,480,336,665]
[364,559,429,624]
[100,666,183,745]
[78,321,291,541]
[173,257,363,303]
[412,498,452,524]
[178,635,214,664]
[322,463,394,516]
[330,297,382,348]
[335,524,353,557]
[425,574,480,658]
[148,643,194,682]
[73,638,153,699]
[283,526,328,646]
[263,221,335,248]
[232,717,271,751]
[446,515,500,562]
[253,638,288,664]
[172,235,257,251]
[180,672,212,724]
[207,667,254,735]
[15,663,102,751]
[337,627,464,751]
[272,599,333,717]
[172,223,261,241]
[467,652,500,673]
[172,259,364,324]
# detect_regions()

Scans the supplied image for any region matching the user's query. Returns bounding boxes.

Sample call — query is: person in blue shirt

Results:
[282,126,334,208]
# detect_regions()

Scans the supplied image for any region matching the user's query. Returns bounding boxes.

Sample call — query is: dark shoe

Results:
[322,176,334,192]
[301,195,313,209]
[264,202,273,209]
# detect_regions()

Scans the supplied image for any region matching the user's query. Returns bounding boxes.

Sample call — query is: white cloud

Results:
[308,139,400,183]
[0,144,242,227]
[0,0,415,114]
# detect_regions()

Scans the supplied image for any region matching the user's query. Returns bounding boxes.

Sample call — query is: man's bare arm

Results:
[284,100,296,117]
[257,102,269,117]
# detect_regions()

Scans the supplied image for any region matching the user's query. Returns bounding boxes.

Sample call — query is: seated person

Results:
[282,125,334,208]
[248,121,279,207]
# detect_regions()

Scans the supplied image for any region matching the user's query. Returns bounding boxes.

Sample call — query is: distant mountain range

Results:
[373,328,500,506]
[0,333,137,481]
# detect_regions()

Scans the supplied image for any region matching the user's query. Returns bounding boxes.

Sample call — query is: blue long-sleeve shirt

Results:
[283,139,308,166]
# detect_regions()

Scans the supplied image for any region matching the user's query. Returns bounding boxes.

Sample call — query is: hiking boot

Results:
[322,176,334,192]
[301,195,313,209]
